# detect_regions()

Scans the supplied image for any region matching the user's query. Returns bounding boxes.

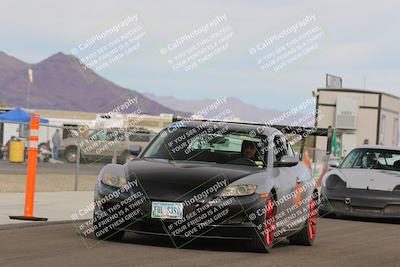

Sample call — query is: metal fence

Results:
[0,120,331,193]
[0,121,143,192]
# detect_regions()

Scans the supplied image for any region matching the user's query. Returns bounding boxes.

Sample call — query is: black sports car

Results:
[91,120,319,252]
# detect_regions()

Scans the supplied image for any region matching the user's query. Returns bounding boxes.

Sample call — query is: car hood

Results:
[125,158,262,201]
[339,168,400,191]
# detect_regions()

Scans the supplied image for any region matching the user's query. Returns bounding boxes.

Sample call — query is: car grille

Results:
[329,200,347,210]
[352,206,382,214]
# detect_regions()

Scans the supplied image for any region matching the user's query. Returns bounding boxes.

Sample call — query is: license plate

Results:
[151,201,183,219]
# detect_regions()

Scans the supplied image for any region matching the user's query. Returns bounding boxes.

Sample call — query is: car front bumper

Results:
[94,182,266,240]
[320,187,400,219]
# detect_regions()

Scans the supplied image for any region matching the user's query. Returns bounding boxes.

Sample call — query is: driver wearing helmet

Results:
[241,140,257,160]
[362,152,378,169]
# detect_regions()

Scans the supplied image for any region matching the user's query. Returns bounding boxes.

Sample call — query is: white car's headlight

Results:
[101,174,127,188]
[219,184,257,197]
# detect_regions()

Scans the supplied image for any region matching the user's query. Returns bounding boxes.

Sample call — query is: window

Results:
[88,129,120,141]
[286,138,295,157]
[341,148,400,171]
[64,124,78,139]
[273,135,288,161]
[88,130,106,141]
[394,118,399,146]
[186,133,244,152]
[379,115,386,145]
[341,149,362,168]
[129,133,151,142]
[143,127,268,167]
[114,130,125,142]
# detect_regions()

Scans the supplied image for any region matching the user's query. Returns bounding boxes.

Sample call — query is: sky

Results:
[1,0,399,111]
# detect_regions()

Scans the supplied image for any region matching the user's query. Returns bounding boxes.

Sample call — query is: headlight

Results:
[101,174,127,188]
[324,175,346,189]
[219,184,257,197]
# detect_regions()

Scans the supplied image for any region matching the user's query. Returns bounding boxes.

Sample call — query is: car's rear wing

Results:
[271,124,333,160]
[172,117,333,161]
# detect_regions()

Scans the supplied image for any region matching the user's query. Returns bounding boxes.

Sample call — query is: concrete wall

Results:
[380,94,400,146]
[318,90,380,107]
[316,89,400,155]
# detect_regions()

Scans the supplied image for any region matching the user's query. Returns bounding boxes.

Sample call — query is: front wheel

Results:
[65,146,77,163]
[248,194,276,253]
[289,193,318,246]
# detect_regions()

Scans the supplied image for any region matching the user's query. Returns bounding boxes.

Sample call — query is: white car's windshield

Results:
[143,127,268,167]
[341,149,400,171]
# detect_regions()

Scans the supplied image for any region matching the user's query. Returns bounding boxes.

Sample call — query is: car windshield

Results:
[142,127,268,167]
[341,149,400,171]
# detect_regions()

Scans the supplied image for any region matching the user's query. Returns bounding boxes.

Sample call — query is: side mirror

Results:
[274,155,299,167]
[328,159,340,168]
[128,144,141,156]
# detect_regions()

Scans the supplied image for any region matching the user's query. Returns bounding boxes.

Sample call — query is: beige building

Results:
[315,88,400,157]
[0,107,176,147]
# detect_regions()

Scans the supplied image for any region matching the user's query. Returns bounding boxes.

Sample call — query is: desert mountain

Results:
[0,52,189,116]
[144,93,310,125]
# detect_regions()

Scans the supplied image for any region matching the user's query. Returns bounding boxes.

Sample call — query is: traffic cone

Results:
[303,150,312,170]
[10,114,48,221]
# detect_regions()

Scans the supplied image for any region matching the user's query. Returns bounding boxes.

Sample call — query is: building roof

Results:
[28,108,97,120]
[317,88,399,100]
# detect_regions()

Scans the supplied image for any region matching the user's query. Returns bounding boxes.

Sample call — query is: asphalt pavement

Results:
[0,217,399,267]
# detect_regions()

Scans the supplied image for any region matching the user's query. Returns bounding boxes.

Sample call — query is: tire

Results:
[318,206,336,218]
[65,146,78,163]
[289,193,318,246]
[248,194,276,253]
[318,195,336,218]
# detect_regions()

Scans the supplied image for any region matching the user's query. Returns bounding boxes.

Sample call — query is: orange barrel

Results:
[9,140,25,163]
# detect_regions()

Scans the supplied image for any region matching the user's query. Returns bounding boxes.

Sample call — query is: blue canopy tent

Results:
[0,108,49,124]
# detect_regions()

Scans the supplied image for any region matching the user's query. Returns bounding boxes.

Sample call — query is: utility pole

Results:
[27,68,33,108]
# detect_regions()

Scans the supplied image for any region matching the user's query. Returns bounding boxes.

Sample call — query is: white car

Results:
[320,145,400,218]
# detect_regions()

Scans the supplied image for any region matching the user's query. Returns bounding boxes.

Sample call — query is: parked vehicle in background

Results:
[59,128,155,163]
[320,145,400,218]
